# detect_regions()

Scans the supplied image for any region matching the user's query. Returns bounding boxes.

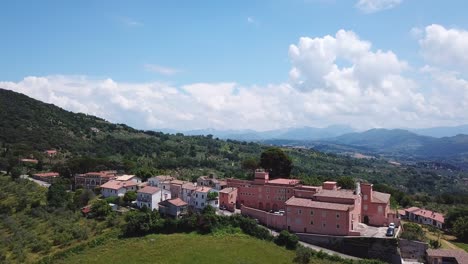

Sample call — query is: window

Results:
[363,205,368,211]
[378,206,383,213]
[310,220,314,225]
[336,213,340,218]
[322,223,326,228]
[363,194,368,200]
[287,208,291,213]
[337,224,340,229]
[298,209,302,215]
[310,210,314,215]
[201,202,204,207]
[202,194,204,199]
[196,202,198,205]
[196,194,198,198]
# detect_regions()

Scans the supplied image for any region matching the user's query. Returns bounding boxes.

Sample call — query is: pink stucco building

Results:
[227,170,396,236]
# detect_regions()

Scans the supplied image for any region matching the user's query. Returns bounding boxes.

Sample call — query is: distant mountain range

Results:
[158,125,356,141]
[157,126,468,167]
[158,124,468,141]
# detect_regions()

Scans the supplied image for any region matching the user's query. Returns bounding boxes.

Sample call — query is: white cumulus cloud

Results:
[418,24,468,72]
[3,27,468,130]
[355,0,402,13]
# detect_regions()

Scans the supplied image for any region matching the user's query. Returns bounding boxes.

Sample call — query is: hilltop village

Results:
[9,146,467,264]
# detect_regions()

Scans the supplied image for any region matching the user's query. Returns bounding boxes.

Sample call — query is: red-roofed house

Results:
[219,187,237,212]
[75,171,117,190]
[159,198,188,218]
[32,172,59,183]
[228,169,394,236]
[44,149,57,157]
[427,249,468,264]
[361,183,393,226]
[191,186,216,210]
[100,180,138,198]
[136,186,169,210]
[405,207,445,229]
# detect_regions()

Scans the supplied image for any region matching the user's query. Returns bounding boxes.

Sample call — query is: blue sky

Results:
[2,0,468,131]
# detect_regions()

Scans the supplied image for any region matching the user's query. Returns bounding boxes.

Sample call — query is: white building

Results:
[100,180,138,198]
[181,182,197,204]
[148,175,174,191]
[136,186,171,210]
[191,186,218,210]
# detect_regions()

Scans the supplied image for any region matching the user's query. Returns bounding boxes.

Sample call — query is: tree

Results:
[90,199,112,220]
[124,191,137,204]
[241,157,259,177]
[337,176,355,189]
[207,191,218,201]
[275,230,298,249]
[260,148,292,178]
[453,216,468,242]
[72,189,95,209]
[293,246,313,264]
[47,183,69,208]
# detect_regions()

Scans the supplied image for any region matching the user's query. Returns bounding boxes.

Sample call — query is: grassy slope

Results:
[57,233,297,264]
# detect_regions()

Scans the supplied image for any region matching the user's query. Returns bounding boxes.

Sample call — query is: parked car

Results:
[386,227,395,237]
[389,222,395,229]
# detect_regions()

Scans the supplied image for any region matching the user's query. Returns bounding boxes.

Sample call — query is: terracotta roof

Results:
[267,178,301,185]
[182,182,197,190]
[323,181,337,184]
[167,198,188,207]
[101,180,137,190]
[415,209,445,223]
[170,180,186,185]
[138,186,160,194]
[405,206,421,213]
[372,191,391,204]
[85,171,116,178]
[219,187,237,194]
[116,175,138,181]
[154,175,175,181]
[427,249,468,264]
[33,172,59,177]
[313,189,358,199]
[398,209,406,216]
[285,197,353,211]
[195,186,212,193]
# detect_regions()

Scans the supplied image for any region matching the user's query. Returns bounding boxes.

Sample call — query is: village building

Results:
[136,186,170,210]
[148,175,174,191]
[197,175,214,187]
[100,180,138,198]
[115,174,142,183]
[426,249,468,264]
[219,187,237,211]
[197,174,227,190]
[181,182,197,205]
[159,198,188,218]
[75,170,117,190]
[191,186,217,210]
[44,149,57,157]
[32,172,59,184]
[227,169,397,236]
[404,207,445,229]
[169,180,187,199]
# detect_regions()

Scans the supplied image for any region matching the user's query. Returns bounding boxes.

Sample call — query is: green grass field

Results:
[57,233,296,264]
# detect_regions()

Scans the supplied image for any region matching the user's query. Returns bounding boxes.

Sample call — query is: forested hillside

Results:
[1,88,467,197]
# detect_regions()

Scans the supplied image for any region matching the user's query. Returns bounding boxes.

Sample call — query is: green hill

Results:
[0,88,467,195]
